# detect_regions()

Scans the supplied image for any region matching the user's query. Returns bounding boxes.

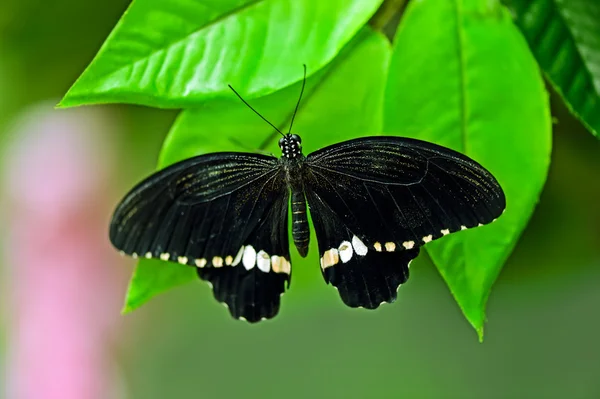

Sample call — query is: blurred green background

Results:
[1,0,599,398]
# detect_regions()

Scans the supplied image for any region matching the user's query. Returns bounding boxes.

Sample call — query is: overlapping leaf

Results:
[59,0,383,108]
[123,28,391,312]
[384,0,551,339]
[506,0,600,138]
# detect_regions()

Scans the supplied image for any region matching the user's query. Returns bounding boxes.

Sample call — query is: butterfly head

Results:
[279,134,303,159]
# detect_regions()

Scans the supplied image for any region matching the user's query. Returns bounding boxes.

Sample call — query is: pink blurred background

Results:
[3,105,128,399]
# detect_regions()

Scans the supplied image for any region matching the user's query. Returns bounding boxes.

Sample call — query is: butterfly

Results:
[110,66,506,322]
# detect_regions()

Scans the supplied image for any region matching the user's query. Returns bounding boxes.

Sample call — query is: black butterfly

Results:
[110,67,505,322]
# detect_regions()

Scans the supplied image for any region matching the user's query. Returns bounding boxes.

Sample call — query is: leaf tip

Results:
[121,287,143,315]
[121,302,134,315]
[477,326,485,343]
[55,95,79,109]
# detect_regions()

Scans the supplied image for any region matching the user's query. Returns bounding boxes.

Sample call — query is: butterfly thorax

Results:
[278,133,303,159]
[278,134,309,257]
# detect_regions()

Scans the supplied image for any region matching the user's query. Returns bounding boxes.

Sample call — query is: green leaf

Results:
[123,28,391,312]
[122,259,196,314]
[505,0,600,138]
[59,0,383,108]
[384,0,551,339]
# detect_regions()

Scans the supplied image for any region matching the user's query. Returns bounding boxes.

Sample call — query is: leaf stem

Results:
[369,0,409,32]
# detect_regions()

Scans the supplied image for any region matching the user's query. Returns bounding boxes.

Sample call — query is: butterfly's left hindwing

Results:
[109,153,291,322]
[304,136,506,308]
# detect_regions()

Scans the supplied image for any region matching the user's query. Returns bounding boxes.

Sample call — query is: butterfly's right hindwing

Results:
[109,152,292,322]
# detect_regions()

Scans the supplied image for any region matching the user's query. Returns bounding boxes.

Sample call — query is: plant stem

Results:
[369,0,409,31]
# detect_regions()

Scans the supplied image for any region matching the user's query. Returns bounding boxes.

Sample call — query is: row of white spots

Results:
[128,245,290,275]
[123,221,500,268]
[320,234,420,269]
[320,235,368,270]
[419,223,488,244]
[318,224,478,268]
[240,245,291,274]
[372,240,418,252]
[373,241,402,252]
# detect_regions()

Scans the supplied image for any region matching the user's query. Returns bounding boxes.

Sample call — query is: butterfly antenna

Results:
[228,84,284,137]
[288,64,307,134]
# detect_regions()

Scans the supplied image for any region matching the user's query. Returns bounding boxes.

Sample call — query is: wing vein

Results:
[307,163,425,187]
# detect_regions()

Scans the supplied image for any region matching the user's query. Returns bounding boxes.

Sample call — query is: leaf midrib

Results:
[98,0,266,84]
[453,0,468,155]
[452,0,474,312]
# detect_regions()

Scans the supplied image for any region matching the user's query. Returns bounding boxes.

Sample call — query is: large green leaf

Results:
[506,0,600,138]
[123,28,391,313]
[384,0,551,339]
[59,0,383,108]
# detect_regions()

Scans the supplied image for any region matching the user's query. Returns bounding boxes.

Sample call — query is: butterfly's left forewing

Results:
[304,136,506,308]
[110,152,291,322]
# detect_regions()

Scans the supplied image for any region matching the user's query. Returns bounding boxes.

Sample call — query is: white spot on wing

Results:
[402,240,415,250]
[145,252,152,259]
[212,256,223,267]
[374,242,382,252]
[271,256,291,274]
[225,255,233,265]
[256,250,271,272]
[160,253,170,261]
[282,258,291,275]
[321,248,339,270]
[132,252,138,259]
[441,229,450,236]
[242,245,256,270]
[460,225,467,231]
[232,246,244,266]
[385,242,396,252]
[352,235,368,256]
[177,256,188,264]
[422,235,433,243]
[338,241,353,263]
[271,255,282,273]
[195,258,207,268]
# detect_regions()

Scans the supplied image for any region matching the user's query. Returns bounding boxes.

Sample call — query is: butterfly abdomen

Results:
[291,190,309,257]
